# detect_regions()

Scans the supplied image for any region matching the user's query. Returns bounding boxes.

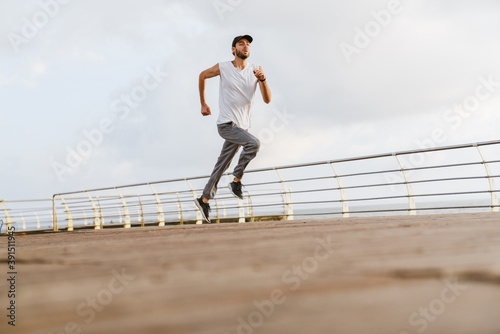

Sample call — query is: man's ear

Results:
[232,46,235,56]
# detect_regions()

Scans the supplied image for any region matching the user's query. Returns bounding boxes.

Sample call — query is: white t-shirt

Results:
[217,60,259,130]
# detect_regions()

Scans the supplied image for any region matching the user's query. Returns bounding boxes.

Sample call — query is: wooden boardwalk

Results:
[1,212,500,334]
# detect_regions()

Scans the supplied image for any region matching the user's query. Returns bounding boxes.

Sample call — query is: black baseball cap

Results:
[232,35,253,47]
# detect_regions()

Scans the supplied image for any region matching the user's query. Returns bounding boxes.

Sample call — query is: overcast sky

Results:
[1,0,500,200]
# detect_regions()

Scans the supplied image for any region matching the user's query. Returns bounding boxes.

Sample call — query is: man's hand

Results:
[199,64,220,116]
[255,66,271,104]
[201,104,212,116]
[253,68,266,81]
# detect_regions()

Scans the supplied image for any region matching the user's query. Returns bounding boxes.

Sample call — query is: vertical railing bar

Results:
[51,196,58,231]
[213,198,220,223]
[116,205,123,225]
[236,198,246,223]
[279,193,286,217]
[221,198,227,220]
[20,213,26,230]
[394,154,416,215]
[149,184,165,226]
[176,193,183,225]
[97,196,104,229]
[186,178,203,224]
[329,162,349,218]
[1,202,13,231]
[115,188,131,229]
[86,192,101,229]
[475,144,499,212]
[60,195,73,231]
[237,197,245,223]
[274,168,293,221]
[245,190,254,222]
[136,195,142,226]
[35,212,40,230]
[226,172,245,223]
[137,195,145,227]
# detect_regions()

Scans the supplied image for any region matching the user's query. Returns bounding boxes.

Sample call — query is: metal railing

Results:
[1,199,54,233]
[50,171,292,231]
[1,139,499,233]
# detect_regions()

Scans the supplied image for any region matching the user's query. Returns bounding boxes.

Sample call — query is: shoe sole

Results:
[228,183,244,200]
[194,199,211,223]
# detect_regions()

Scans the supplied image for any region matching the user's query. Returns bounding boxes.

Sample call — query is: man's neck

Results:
[232,57,248,70]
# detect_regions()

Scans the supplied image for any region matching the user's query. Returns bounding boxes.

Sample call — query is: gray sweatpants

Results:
[202,122,260,199]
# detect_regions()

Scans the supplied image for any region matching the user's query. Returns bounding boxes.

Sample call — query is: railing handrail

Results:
[53,139,500,197]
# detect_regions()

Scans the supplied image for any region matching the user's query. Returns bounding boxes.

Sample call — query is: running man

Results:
[195,34,272,223]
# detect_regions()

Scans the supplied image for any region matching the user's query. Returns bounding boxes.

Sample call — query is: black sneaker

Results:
[228,181,244,199]
[194,197,211,223]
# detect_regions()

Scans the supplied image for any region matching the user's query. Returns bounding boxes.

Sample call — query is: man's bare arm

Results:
[199,63,220,116]
[254,66,271,104]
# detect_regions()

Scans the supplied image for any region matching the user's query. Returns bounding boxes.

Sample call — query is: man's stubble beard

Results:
[236,49,250,60]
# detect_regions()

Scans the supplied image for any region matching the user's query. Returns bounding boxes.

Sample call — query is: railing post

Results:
[116,206,123,225]
[149,184,165,226]
[176,193,183,225]
[186,179,203,224]
[329,162,349,218]
[245,190,254,222]
[221,198,227,221]
[226,173,246,223]
[274,168,293,221]
[97,196,104,228]
[137,195,145,227]
[238,195,245,223]
[213,198,221,223]
[20,214,26,230]
[52,195,58,231]
[394,154,416,215]
[115,188,131,228]
[60,195,73,231]
[476,144,499,212]
[86,192,101,229]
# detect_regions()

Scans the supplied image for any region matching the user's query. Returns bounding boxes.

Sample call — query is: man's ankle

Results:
[234,178,242,183]
[202,196,209,204]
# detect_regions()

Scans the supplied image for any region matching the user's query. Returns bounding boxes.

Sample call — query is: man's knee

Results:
[248,137,260,152]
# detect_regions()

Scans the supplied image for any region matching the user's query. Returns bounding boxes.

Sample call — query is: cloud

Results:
[1,0,500,200]
[0,113,6,128]
[0,59,48,88]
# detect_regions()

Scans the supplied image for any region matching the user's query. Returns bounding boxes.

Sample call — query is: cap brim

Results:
[233,35,253,46]
[240,35,253,43]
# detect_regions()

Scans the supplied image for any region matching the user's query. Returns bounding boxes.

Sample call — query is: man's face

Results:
[233,38,251,59]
